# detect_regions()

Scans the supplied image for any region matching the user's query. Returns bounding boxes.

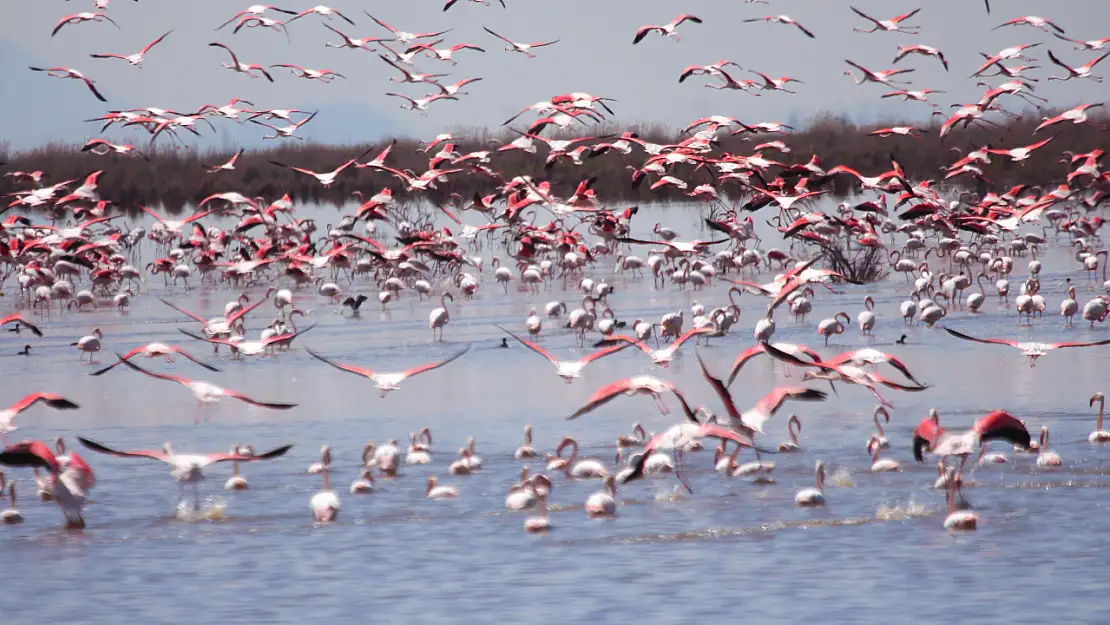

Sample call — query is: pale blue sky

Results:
[2,0,1107,149]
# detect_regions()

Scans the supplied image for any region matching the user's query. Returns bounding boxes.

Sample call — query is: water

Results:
[2,203,1108,624]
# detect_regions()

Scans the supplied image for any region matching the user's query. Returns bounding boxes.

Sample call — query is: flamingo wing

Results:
[972,410,1030,448]
[567,377,673,420]
[482,26,515,45]
[604,335,655,355]
[911,417,943,461]
[9,393,80,414]
[726,344,767,386]
[76,437,169,462]
[401,346,470,378]
[205,444,294,464]
[577,340,635,365]
[178,328,235,346]
[0,440,62,472]
[157,296,207,323]
[0,313,44,337]
[672,326,715,349]
[168,346,220,372]
[495,325,559,365]
[943,327,1020,348]
[222,389,298,410]
[88,346,146,376]
[695,351,742,420]
[226,296,269,326]
[305,347,376,379]
[747,386,827,432]
[1048,338,1110,349]
[115,356,193,386]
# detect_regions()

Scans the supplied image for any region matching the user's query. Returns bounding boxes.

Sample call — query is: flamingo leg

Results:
[674,449,693,494]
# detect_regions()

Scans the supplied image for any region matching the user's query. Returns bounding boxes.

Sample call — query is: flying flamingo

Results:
[994,16,1066,34]
[608,327,716,367]
[364,12,452,44]
[249,111,318,139]
[893,45,948,71]
[157,294,265,339]
[912,409,1031,476]
[216,5,297,30]
[495,325,631,382]
[843,60,915,86]
[322,23,394,51]
[305,346,469,397]
[1046,49,1110,82]
[114,357,299,411]
[0,441,94,529]
[0,393,80,438]
[444,0,505,10]
[208,42,275,81]
[482,26,560,57]
[568,376,684,419]
[287,5,355,25]
[89,343,219,376]
[741,15,816,39]
[386,92,458,112]
[77,437,291,510]
[90,30,172,67]
[203,148,244,173]
[632,14,703,44]
[849,7,922,34]
[621,419,755,493]
[943,327,1110,367]
[53,12,119,37]
[985,138,1054,162]
[28,67,107,102]
[269,64,347,81]
[269,148,371,186]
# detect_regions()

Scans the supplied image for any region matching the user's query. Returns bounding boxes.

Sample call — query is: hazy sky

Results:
[3,0,1108,149]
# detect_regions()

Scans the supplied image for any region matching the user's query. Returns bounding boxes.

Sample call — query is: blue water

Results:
[2,204,1108,624]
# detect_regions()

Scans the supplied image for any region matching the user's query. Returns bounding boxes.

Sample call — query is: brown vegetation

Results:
[1,110,1106,215]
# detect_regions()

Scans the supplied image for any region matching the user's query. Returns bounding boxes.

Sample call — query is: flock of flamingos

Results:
[1,0,1109,535]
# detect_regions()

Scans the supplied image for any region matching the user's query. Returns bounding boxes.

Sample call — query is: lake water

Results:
[2,202,1107,624]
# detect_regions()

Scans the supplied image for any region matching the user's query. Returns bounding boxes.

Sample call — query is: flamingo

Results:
[114,357,299,411]
[90,30,172,68]
[515,425,538,458]
[554,437,609,478]
[849,7,921,34]
[609,327,715,367]
[1046,50,1110,82]
[943,327,1110,367]
[568,376,684,419]
[868,435,901,472]
[742,15,816,38]
[778,415,802,452]
[27,66,108,101]
[794,461,826,507]
[287,5,355,25]
[429,293,454,341]
[817,312,850,345]
[363,12,452,45]
[524,491,552,532]
[1,479,22,524]
[585,476,617,516]
[350,467,375,494]
[52,12,119,37]
[208,42,275,81]
[0,393,79,438]
[77,437,292,509]
[305,346,469,397]
[89,343,219,376]
[426,475,458,499]
[1036,427,1063,468]
[1090,392,1110,443]
[871,406,891,448]
[482,26,560,57]
[912,410,1031,476]
[310,445,340,521]
[622,420,755,492]
[942,466,977,530]
[632,14,703,44]
[224,444,253,491]
[0,441,94,529]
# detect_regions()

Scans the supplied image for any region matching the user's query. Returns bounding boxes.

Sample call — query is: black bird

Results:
[896,334,908,345]
[499,338,509,348]
[17,345,31,356]
[343,294,369,313]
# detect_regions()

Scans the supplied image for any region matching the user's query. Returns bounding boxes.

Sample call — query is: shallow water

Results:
[2,202,1108,624]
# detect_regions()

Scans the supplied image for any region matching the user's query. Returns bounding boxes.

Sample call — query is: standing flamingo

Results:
[857,296,877,335]
[794,460,826,507]
[429,293,454,341]
[1090,392,1110,443]
[311,445,340,521]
